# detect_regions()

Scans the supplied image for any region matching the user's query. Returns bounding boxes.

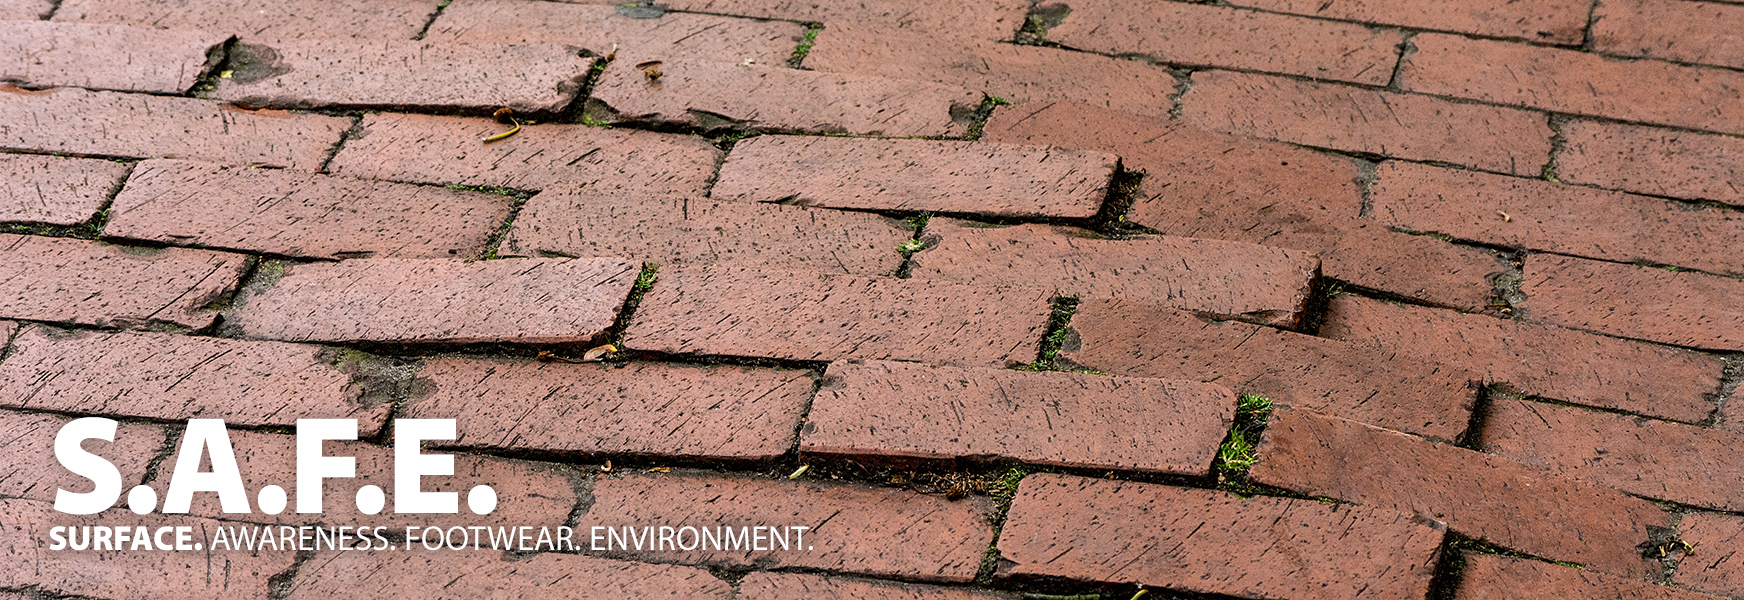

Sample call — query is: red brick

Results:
[0,21,225,95]
[1,0,50,19]
[285,551,732,599]
[1558,119,1744,206]
[712,136,1116,218]
[1306,222,1507,311]
[739,572,1008,600]
[1227,0,1587,43]
[1048,0,1405,85]
[53,0,441,42]
[649,0,1029,41]
[229,257,639,344]
[1595,0,1744,70]
[1374,161,1744,276]
[0,86,348,170]
[0,154,129,226]
[1675,513,1744,597]
[1064,298,1477,440]
[0,410,166,504]
[1251,408,1669,577]
[1400,33,1744,136]
[403,357,813,460]
[995,473,1443,598]
[1519,255,1744,351]
[428,0,804,65]
[1457,554,1723,600]
[586,60,978,137]
[1483,399,1742,511]
[213,40,592,114]
[583,472,994,582]
[802,359,1233,473]
[1182,70,1552,176]
[623,266,1053,367]
[503,189,911,275]
[0,326,391,435]
[1320,295,1723,423]
[328,112,721,195]
[0,234,246,329]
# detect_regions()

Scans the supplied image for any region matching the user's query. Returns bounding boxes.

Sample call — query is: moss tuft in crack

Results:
[1014,298,1081,372]
[1214,394,1274,492]
[1015,3,1071,45]
[600,263,659,346]
[788,24,823,68]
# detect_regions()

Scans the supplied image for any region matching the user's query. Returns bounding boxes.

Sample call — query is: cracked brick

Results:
[0,233,247,329]
[0,153,129,226]
[0,21,226,94]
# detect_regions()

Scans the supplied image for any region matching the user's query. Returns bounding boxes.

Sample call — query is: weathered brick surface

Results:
[623,266,1052,367]
[1373,161,1744,276]
[996,473,1443,598]
[652,0,1029,41]
[1675,513,1744,597]
[911,220,1319,327]
[1594,0,1744,69]
[214,40,592,114]
[1182,70,1552,176]
[0,21,225,94]
[1400,33,1744,136]
[0,326,391,435]
[0,153,129,226]
[1047,0,1403,85]
[428,0,804,65]
[583,473,994,582]
[712,136,1116,218]
[587,60,978,137]
[1482,398,1742,511]
[1226,0,1587,43]
[0,86,348,170]
[1320,295,1723,423]
[802,359,1233,473]
[53,0,441,42]
[404,357,813,460]
[107,159,511,259]
[503,190,911,275]
[1251,408,1668,577]
[327,112,720,195]
[1519,255,1744,351]
[1063,298,1477,440]
[285,551,733,599]
[0,234,246,329]
[229,258,639,344]
[1558,119,1744,206]
[0,410,166,504]
[1457,554,1724,600]
[0,0,51,20]
[739,572,1010,600]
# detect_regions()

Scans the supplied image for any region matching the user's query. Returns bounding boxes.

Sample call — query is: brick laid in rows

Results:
[107,159,511,259]
[328,112,721,195]
[712,136,1116,218]
[53,0,441,42]
[1226,0,1587,43]
[1457,554,1723,600]
[802,359,1233,473]
[285,551,731,599]
[0,21,225,95]
[586,60,978,137]
[1594,0,1744,70]
[228,257,639,344]
[653,0,1028,41]
[214,40,592,114]
[1558,119,1744,206]
[996,473,1443,598]
[1320,295,1722,423]
[503,190,911,275]
[1046,0,1402,85]
[912,219,1319,327]
[0,326,392,435]
[0,233,245,329]
[0,153,129,226]
[404,358,813,460]
[0,86,347,170]
[0,410,166,504]
[623,266,1052,367]
[428,0,804,65]
[1251,408,1668,577]
[1063,298,1477,440]
[739,572,1007,600]
[1519,255,1744,351]
[1676,513,1744,597]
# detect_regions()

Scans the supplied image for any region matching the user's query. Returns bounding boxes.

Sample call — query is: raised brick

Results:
[1227,0,1587,43]
[1559,119,1744,206]
[1457,554,1724,600]
[739,572,1009,600]
[623,266,1052,367]
[53,0,441,42]
[1400,33,1744,136]
[802,359,1233,473]
[213,40,592,114]
[1308,223,1507,311]
[995,473,1443,598]
[1251,408,1669,577]
[228,257,639,344]
[1675,513,1744,597]
[1519,255,1744,351]
[0,410,166,504]
[0,86,348,170]
[1063,298,1476,440]
[403,357,813,460]
[583,473,993,582]
[586,60,978,137]
[328,112,720,195]
[1482,398,1743,511]
[712,136,1116,218]
[285,551,732,599]
[1595,0,1744,69]
[912,219,1319,327]
[1047,0,1404,85]
[0,0,51,19]
[503,189,911,275]
[1182,70,1552,176]
[0,234,246,329]
[428,0,804,65]
[1320,295,1722,423]
[650,0,1029,41]
[0,21,224,94]
[0,153,129,226]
